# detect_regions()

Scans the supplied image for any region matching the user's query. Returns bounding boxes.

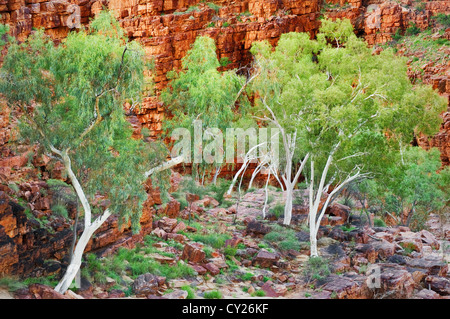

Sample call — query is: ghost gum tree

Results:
[161,36,252,184]
[249,19,446,256]
[0,12,173,293]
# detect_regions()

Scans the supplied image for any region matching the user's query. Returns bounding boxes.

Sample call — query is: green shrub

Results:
[303,256,331,283]
[46,179,70,187]
[373,218,386,227]
[405,23,421,36]
[222,22,230,28]
[206,2,221,13]
[181,285,196,299]
[392,29,402,41]
[251,289,266,297]
[0,276,26,292]
[8,183,20,193]
[204,290,222,299]
[224,245,237,257]
[192,233,231,249]
[51,204,69,219]
[432,13,450,28]
[434,38,450,46]
[264,224,300,251]
[415,1,425,12]
[269,204,284,218]
[341,224,356,232]
[241,272,254,281]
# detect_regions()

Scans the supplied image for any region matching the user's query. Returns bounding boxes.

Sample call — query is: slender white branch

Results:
[314,171,361,235]
[144,155,185,178]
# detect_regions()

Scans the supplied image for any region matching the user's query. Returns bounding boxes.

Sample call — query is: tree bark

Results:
[55,209,111,293]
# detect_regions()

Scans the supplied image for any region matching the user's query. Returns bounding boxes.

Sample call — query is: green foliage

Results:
[241,272,254,281]
[51,204,69,219]
[269,203,284,218]
[264,224,300,251]
[251,289,266,297]
[0,11,170,233]
[434,38,450,46]
[0,24,10,48]
[224,245,237,257]
[432,13,450,28]
[341,224,356,232]
[192,232,231,249]
[405,22,421,36]
[84,245,196,284]
[222,22,230,28]
[414,1,426,12]
[392,29,403,41]
[46,179,70,188]
[181,285,196,299]
[205,178,232,205]
[317,18,354,46]
[219,57,231,67]
[303,256,331,282]
[179,176,207,199]
[373,218,386,227]
[23,274,59,287]
[7,183,20,194]
[162,34,252,180]
[174,6,200,15]
[383,147,448,230]
[249,18,446,222]
[269,204,284,218]
[162,35,246,133]
[203,290,222,299]
[0,276,27,292]
[206,2,221,13]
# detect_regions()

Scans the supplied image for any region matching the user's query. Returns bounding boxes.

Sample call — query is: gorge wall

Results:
[0,0,449,277]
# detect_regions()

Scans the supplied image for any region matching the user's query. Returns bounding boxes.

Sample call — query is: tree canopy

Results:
[248,18,447,254]
[0,11,170,231]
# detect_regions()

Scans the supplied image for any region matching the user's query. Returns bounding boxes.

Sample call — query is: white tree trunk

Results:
[55,209,111,293]
[283,183,294,225]
[54,153,185,294]
[212,166,221,185]
[282,153,309,226]
[262,170,271,218]
[308,155,361,257]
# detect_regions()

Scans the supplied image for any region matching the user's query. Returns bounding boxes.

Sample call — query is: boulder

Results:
[252,249,280,268]
[418,230,440,250]
[246,220,271,237]
[405,256,448,276]
[204,262,220,276]
[188,263,207,275]
[28,284,68,299]
[164,290,188,299]
[414,289,441,299]
[181,242,205,263]
[425,275,450,296]
[370,239,396,259]
[322,274,370,299]
[261,280,288,297]
[172,221,186,233]
[157,217,178,233]
[132,273,161,297]
[374,263,416,299]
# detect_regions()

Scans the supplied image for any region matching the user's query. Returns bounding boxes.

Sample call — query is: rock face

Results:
[0,182,162,276]
[0,0,322,137]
